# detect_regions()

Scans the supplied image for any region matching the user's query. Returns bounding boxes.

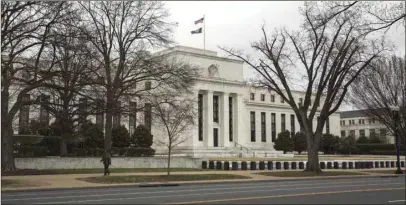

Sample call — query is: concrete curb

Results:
[2,174,403,193]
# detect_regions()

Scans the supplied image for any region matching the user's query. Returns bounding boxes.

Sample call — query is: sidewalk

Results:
[1,169,402,192]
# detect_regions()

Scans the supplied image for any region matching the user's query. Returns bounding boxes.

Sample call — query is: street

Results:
[2,176,405,204]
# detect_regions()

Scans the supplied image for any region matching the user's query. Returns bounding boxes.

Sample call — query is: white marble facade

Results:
[150,46,341,157]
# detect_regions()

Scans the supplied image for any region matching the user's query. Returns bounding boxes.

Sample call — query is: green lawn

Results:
[1,168,208,176]
[78,174,251,184]
[255,171,367,177]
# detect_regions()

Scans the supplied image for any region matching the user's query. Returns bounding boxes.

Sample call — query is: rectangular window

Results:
[369,129,375,136]
[326,117,330,134]
[271,95,275,102]
[198,94,203,141]
[360,129,365,137]
[261,112,266,142]
[340,121,342,126]
[341,130,346,137]
[250,111,256,142]
[229,96,233,142]
[358,119,361,124]
[372,118,376,124]
[380,128,387,136]
[250,93,255,100]
[362,119,365,124]
[261,94,265,101]
[349,130,355,137]
[368,119,371,124]
[145,81,152,90]
[280,96,285,103]
[213,95,219,123]
[271,113,276,141]
[343,120,345,126]
[352,120,355,125]
[281,114,286,132]
[290,114,295,137]
[349,120,351,125]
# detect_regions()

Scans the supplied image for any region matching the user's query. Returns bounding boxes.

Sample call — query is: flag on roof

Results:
[194,17,204,25]
[191,27,202,34]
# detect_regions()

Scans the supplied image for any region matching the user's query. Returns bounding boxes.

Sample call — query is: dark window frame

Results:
[250,111,256,142]
[261,112,266,142]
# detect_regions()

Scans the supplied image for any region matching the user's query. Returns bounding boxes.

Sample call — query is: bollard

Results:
[202,161,208,169]
[327,162,333,169]
[209,161,215,169]
[276,162,281,170]
[259,161,265,170]
[268,161,274,170]
[299,162,304,169]
[291,162,297,170]
[334,162,339,169]
[320,162,326,169]
[232,162,238,170]
[216,161,222,170]
[342,162,347,169]
[250,161,257,170]
[224,161,230,170]
[283,162,289,170]
[241,161,248,170]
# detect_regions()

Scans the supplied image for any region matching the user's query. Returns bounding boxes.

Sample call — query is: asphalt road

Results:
[2,176,405,204]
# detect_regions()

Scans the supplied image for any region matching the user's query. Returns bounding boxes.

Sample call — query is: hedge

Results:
[355,144,403,155]
[71,147,155,157]
[15,146,48,157]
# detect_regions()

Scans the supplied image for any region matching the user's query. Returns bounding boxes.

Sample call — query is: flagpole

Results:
[203,14,206,50]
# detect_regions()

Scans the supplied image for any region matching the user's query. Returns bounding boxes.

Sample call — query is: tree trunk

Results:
[1,90,17,171]
[2,123,16,171]
[104,92,113,152]
[60,136,68,157]
[304,132,322,173]
[167,147,171,176]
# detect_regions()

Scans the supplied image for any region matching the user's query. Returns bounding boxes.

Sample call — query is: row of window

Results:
[341,128,387,137]
[340,118,377,126]
[250,93,315,107]
[250,93,285,103]
[197,94,234,142]
[249,112,311,142]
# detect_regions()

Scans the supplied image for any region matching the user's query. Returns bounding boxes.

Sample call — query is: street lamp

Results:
[389,106,403,174]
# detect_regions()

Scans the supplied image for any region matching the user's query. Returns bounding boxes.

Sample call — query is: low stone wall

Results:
[15,157,202,170]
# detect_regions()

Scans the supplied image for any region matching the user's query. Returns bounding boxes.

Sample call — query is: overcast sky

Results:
[165,1,405,111]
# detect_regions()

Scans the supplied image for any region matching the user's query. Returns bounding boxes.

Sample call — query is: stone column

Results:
[220,92,229,147]
[234,93,244,145]
[204,90,213,147]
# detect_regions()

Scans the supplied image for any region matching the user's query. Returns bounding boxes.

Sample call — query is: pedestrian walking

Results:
[101,150,111,176]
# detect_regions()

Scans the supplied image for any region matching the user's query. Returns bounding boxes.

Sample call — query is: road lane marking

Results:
[2,177,400,199]
[3,179,400,201]
[31,182,404,204]
[164,187,406,204]
[2,176,400,198]
[389,200,406,203]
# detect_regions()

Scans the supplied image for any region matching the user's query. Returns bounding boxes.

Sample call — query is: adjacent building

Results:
[339,110,394,143]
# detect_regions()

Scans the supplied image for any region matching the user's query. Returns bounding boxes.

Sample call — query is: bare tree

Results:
[1,1,72,171]
[350,56,406,145]
[76,1,180,153]
[151,95,196,176]
[220,2,387,173]
[36,19,100,156]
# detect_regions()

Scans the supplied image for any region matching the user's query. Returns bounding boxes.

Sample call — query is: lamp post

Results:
[390,106,403,174]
